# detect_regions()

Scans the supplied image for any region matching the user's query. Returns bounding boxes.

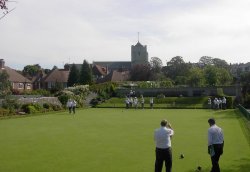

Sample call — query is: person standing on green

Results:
[154,119,174,172]
[208,118,224,172]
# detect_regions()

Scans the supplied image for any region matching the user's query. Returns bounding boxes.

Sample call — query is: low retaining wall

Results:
[0,97,62,107]
[238,104,250,120]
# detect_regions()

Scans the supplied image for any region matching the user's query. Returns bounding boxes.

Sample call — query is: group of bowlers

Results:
[208,97,227,110]
[125,95,154,109]
[154,118,224,172]
[66,99,77,114]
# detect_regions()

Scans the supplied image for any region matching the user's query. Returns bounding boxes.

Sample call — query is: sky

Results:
[1,0,250,70]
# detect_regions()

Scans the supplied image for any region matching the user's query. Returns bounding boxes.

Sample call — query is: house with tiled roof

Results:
[0,59,32,92]
[96,70,130,83]
[43,68,70,89]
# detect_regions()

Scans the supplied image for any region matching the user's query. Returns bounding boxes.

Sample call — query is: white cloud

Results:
[0,0,250,69]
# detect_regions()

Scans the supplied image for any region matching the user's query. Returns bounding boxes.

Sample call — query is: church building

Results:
[93,40,148,73]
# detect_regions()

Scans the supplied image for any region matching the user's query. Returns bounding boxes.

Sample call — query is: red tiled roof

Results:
[0,66,31,83]
[97,70,130,83]
[43,69,69,82]
[93,64,107,76]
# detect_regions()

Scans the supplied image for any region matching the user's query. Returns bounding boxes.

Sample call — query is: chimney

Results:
[0,59,5,69]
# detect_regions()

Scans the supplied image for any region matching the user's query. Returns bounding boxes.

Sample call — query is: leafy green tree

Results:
[67,64,79,87]
[187,67,205,87]
[150,57,164,81]
[217,68,233,85]
[204,65,218,86]
[164,56,191,82]
[199,56,213,66]
[150,57,163,73]
[130,64,151,81]
[212,58,229,69]
[240,72,250,107]
[79,60,92,85]
[0,70,11,98]
[22,64,41,77]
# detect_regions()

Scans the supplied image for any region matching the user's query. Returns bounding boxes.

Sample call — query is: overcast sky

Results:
[1,0,250,70]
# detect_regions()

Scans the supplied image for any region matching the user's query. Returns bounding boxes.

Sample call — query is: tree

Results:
[67,64,79,87]
[150,57,163,80]
[204,65,218,86]
[150,57,163,73]
[212,58,229,69]
[22,64,41,77]
[0,0,16,20]
[240,72,250,107]
[217,68,233,85]
[79,60,92,85]
[199,56,213,66]
[130,64,151,81]
[164,56,191,82]
[0,70,11,98]
[187,67,205,87]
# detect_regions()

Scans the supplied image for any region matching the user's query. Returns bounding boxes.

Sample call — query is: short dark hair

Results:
[208,118,215,125]
[161,119,168,126]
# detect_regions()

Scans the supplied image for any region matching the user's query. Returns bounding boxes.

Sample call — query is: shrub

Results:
[51,104,62,111]
[90,98,99,107]
[157,94,165,99]
[2,98,21,112]
[21,103,40,114]
[43,103,51,109]
[0,108,9,116]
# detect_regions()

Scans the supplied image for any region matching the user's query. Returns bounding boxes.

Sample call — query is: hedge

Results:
[96,96,234,109]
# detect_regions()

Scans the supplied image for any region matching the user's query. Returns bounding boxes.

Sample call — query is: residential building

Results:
[42,68,70,89]
[0,59,33,92]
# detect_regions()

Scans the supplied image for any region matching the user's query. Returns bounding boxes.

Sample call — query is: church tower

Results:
[131,34,148,66]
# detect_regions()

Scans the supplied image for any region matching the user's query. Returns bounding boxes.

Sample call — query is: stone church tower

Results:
[131,41,148,66]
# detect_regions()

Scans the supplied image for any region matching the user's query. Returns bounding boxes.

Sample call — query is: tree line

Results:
[130,56,233,87]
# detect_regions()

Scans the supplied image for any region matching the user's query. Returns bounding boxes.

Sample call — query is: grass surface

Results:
[0,109,249,172]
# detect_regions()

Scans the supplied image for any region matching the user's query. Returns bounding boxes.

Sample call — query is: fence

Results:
[238,104,250,120]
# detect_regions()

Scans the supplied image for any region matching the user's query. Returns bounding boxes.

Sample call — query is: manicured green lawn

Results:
[0,109,249,172]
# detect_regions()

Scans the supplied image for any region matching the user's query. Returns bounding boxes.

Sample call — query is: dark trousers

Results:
[210,144,223,172]
[155,147,172,172]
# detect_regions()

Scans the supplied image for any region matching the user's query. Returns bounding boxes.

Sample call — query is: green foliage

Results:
[0,108,9,116]
[2,98,21,113]
[22,64,41,77]
[90,82,117,99]
[187,67,205,87]
[159,80,174,88]
[204,65,218,86]
[79,60,92,85]
[67,64,80,87]
[23,89,51,96]
[164,56,191,81]
[57,93,72,106]
[56,85,90,107]
[130,64,151,81]
[43,103,51,109]
[216,88,225,96]
[0,71,11,98]
[21,104,38,114]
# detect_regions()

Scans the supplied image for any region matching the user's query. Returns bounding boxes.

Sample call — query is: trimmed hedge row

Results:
[96,96,234,109]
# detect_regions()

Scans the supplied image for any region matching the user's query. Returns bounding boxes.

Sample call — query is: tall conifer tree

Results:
[67,64,79,87]
[79,60,92,85]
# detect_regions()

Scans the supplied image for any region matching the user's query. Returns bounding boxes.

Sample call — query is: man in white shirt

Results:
[154,119,174,172]
[66,99,73,114]
[208,118,224,172]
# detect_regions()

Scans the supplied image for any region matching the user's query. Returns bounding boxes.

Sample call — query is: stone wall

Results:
[0,96,62,107]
